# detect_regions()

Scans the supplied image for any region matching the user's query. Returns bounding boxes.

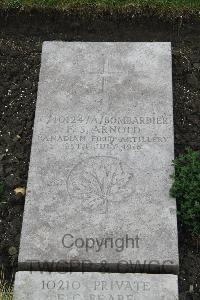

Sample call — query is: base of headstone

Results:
[13,271,178,300]
[18,259,178,274]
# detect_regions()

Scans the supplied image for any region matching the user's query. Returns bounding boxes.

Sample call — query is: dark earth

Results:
[0,9,200,299]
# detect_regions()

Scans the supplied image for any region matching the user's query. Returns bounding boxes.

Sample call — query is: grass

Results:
[0,0,200,11]
[170,148,200,236]
[0,270,13,300]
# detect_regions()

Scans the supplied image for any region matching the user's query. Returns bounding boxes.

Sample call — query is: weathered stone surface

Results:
[13,272,178,300]
[18,42,178,273]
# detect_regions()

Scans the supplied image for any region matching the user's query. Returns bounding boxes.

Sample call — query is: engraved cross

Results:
[89,57,121,92]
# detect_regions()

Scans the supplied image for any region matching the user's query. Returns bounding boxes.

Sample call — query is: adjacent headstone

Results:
[18,42,179,273]
[13,272,179,300]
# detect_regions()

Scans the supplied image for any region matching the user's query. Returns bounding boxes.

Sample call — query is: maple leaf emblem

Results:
[67,156,134,213]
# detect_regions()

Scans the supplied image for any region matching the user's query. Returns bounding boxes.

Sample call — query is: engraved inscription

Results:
[41,279,178,300]
[67,156,134,214]
[42,280,151,300]
[37,113,170,153]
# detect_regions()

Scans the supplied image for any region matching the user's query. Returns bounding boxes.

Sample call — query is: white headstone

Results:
[18,42,178,273]
[13,272,179,300]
